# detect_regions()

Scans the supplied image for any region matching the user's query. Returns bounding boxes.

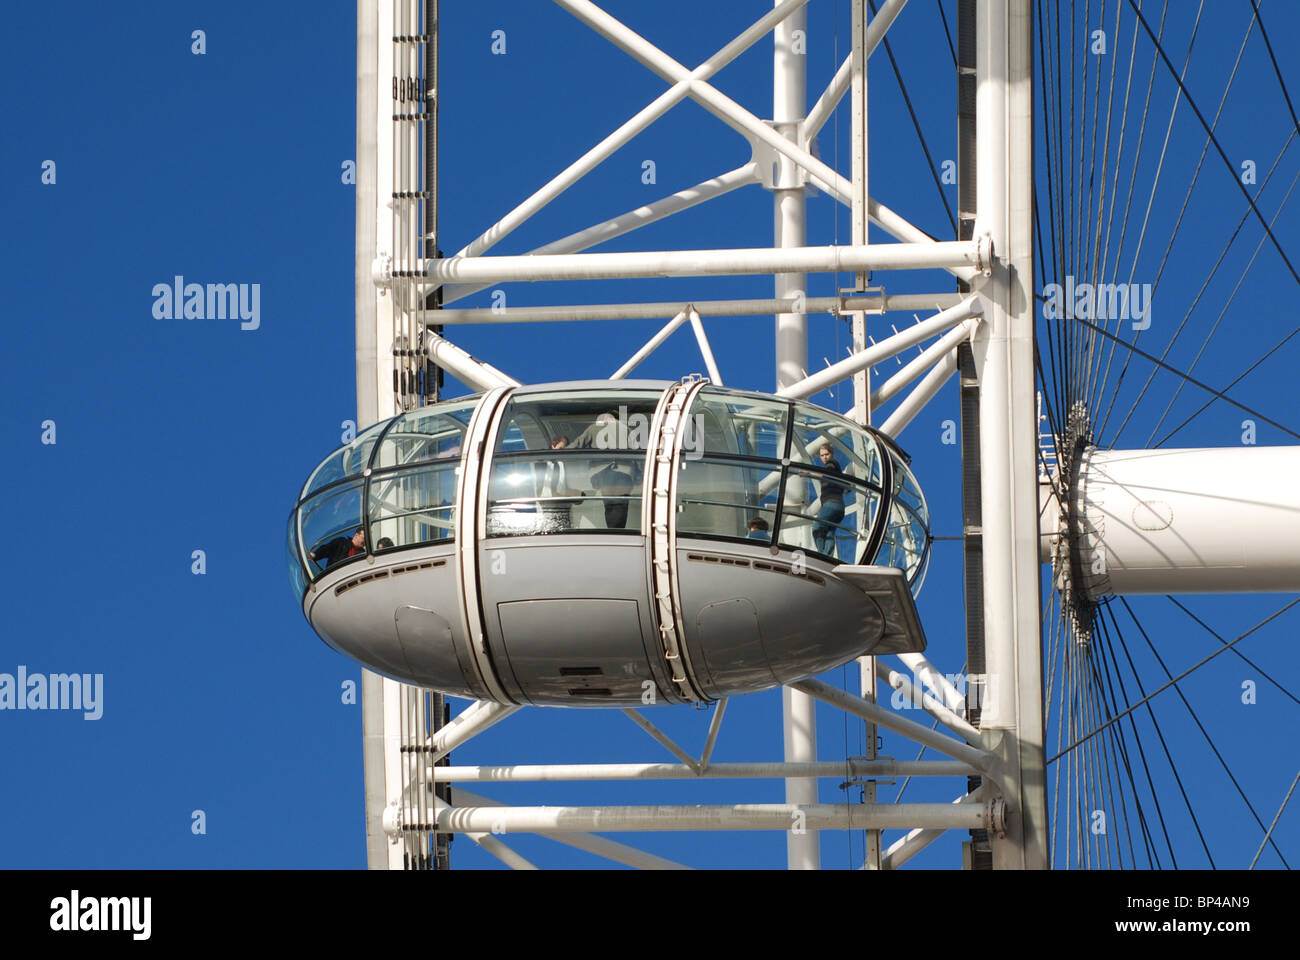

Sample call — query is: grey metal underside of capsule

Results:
[305,539,925,707]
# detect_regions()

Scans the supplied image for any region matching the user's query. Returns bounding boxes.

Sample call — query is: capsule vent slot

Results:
[685,552,823,586]
[334,568,391,596]
[569,688,612,697]
[389,558,448,578]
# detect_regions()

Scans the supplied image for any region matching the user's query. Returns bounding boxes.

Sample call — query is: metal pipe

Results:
[699,699,728,769]
[778,297,981,400]
[874,659,983,746]
[792,678,994,771]
[466,832,537,870]
[557,0,849,197]
[423,240,985,286]
[882,784,986,869]
[622,709,701,772]
[444,0,810,266]
[801,0,910,141]
[425,329,520,391]
[552,3,975,292]
[897,652,967,714]
[434,292,965,325]
[878,348,958,437]
[438,790,692,870]
[870,318,978,407]
[610,309,691,379]
[771,0,819,873]
[429,760,976,782]
[427,700,521,763]
[688,308,723,384]
[431,801,990,834]
[441,165,760,306]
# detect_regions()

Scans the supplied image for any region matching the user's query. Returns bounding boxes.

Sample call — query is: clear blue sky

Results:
[2,0,1296,869]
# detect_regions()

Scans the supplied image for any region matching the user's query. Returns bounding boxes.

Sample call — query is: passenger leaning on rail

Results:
[310,527,366,568]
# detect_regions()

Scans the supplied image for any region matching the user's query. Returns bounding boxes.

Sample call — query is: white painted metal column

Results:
[972,0,1046,869]
[774,0,819,871]
[849,0,882,871]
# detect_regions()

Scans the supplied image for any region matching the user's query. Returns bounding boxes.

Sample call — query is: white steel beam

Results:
[801,0,910,141]
[973,0,1046,869]
[882,784,987,869]
[433,801,991,834]
[772,0,818,873]
[878,348,958,437]
[423,240,986,286]
[792,678,995,770]
[430,760,976,782]
[688,308,723,384]
[557,1,981,287]
[441,165,760,306]
[356,0,394,873]
[699,699,728,769]
[434,292,965,325]
[428,700,521,763]
[897,652,967,714]
[610,309,691,379]
[870,317,978,407]
[560,0,851,198]
[465,832,538,870]
[443,789,692,870]
[778,297,981,400]
[425,329,521,391]
[622,709,702,773]
[446,1,810,266]
[874,659,983,746]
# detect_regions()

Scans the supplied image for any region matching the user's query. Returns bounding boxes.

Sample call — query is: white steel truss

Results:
[354,0,1043,870]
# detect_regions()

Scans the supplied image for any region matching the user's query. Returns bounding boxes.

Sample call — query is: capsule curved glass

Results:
[287,381,930,705]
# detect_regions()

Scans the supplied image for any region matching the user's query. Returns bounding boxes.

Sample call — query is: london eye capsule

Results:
[287,381,931,705]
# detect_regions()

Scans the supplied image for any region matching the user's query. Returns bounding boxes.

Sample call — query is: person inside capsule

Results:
[310,527,366,568]
[811,442,850,557]
[572,410,640,529]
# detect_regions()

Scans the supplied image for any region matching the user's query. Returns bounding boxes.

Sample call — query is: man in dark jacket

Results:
[310,528,366,569]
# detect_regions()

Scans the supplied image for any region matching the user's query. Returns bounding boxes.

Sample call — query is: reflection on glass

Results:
[372,402,474,471]
[778,478,880,562]
[876,498,929,585]
[286,511,308,600]
[691,390,790,460]
[486,451,644,536]
[300,481,365,576]
[678,459,780,540]
[303,420,387,498]
[494,391,660,454]
[368,462,459,550]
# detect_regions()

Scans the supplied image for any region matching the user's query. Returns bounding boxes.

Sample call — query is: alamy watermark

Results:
[152,275,260,330]
[1041,275,1151,330]
[589,406,705,459]
[50,891,150,940]
[890,670,996,714]
[0,666,103,720]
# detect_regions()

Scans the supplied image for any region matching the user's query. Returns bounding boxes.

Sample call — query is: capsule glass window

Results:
[677,458,781,542]
[367,463,459,551]
[299,480,365,577]
[688,389,790,460]
[285,510,309,601]
[777,475,880,563]
[302,420,387,499]
[371,401,475,472]
[789,403,878,479]
[485,390,658,537]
